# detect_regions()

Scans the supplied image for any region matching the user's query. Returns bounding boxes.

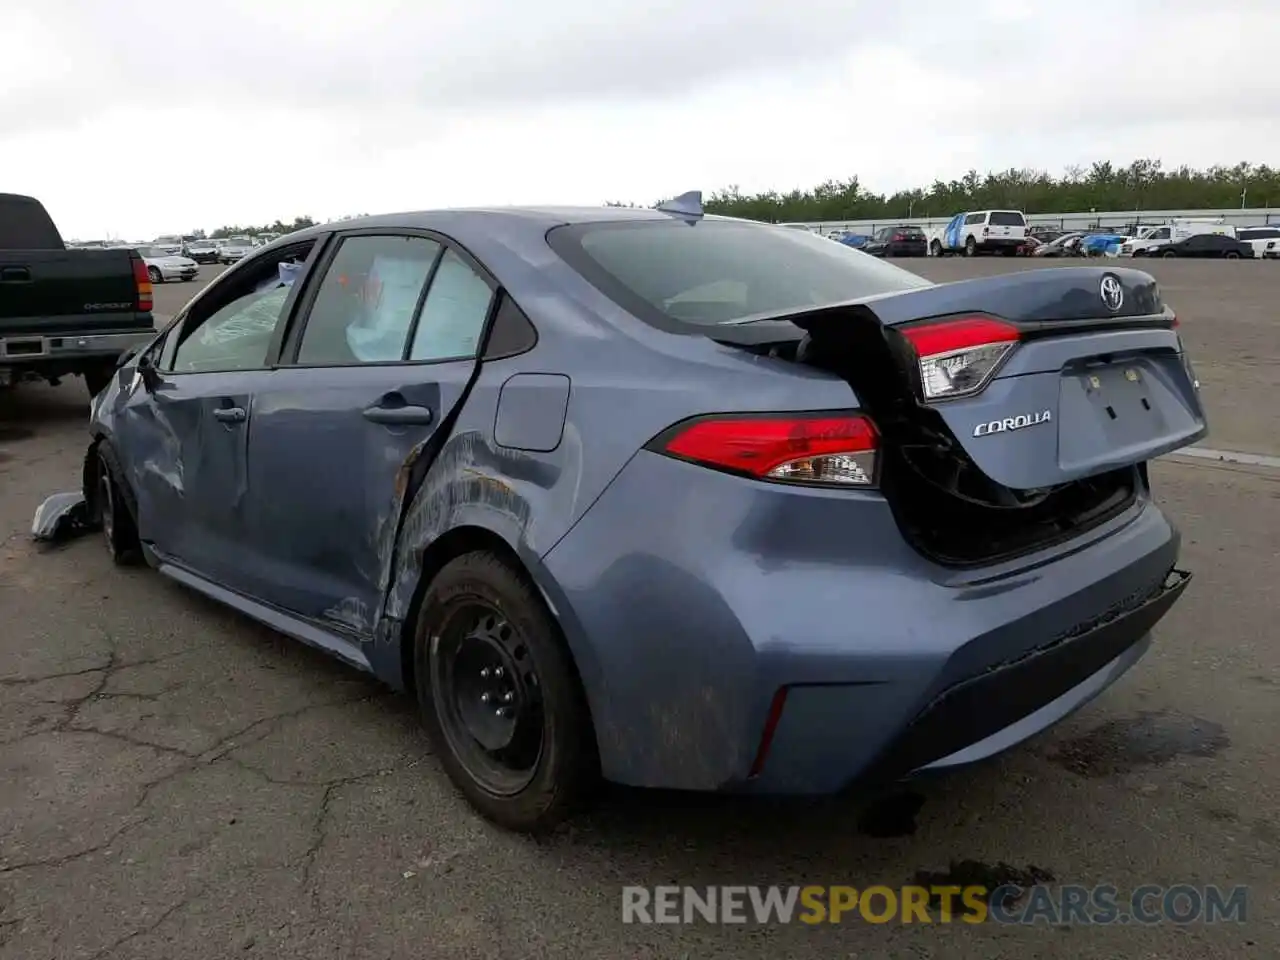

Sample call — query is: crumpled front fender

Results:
[31,491,97,542]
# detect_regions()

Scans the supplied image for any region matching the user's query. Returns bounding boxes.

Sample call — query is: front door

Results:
[240,232,497,637]
[114,252,309,587]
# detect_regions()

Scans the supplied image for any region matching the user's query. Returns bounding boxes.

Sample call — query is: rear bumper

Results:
[977,237,1023,250]
[886,242,927,256]
[541,451,1186,793]
[0,329,153,365]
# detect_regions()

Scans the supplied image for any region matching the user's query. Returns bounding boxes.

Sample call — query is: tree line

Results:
[195,160,1278,236]
[700,160,1275,223]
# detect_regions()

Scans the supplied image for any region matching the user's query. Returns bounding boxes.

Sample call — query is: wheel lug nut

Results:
[495,706,507,717]
[480,692,491,704]
[480,668,491,679]
[502,691,514,704]
[493,666,504,678]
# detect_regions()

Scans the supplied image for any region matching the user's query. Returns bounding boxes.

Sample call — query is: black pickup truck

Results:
[1,193,156,398]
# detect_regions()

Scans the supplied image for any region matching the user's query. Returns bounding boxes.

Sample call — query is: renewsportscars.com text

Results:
[621,884,1248,926]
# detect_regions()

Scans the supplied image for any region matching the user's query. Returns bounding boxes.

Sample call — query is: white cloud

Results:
[1,0,1277,239]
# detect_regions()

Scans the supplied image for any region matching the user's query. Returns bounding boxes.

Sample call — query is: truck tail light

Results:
[649,413,879,487]
[899,314,1020,401]
[132,256,153,313]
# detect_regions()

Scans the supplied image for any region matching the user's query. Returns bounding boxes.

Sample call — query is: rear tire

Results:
[964,235,977,257]
[1224,251,1240,260]
[414,551,598,833]
[1161,249,1177,259]
[93,443,143,565]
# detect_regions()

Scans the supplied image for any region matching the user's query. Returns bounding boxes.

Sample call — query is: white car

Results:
[136,246,199,283]
[1236,226,1280,259]
[218,236,255,263]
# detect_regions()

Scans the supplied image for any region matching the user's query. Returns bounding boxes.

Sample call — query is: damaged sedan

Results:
[35,196,1207,832]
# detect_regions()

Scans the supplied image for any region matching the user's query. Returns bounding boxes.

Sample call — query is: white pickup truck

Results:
[1118,220,1235,257]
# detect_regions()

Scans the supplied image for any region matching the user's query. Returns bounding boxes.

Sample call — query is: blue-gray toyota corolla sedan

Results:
[33,196,1207,832]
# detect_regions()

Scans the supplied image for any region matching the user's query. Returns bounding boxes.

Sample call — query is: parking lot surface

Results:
[1,259,1277,958]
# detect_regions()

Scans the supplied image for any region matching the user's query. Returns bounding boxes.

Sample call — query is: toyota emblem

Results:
[1100,275,1124,312]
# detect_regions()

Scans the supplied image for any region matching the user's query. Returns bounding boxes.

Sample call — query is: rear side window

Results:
[988,211,1026,226]
[547,219,931,330]
[964,213,984,225]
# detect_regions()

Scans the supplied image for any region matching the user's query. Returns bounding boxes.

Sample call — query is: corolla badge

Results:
[1100,275,1124,312]
[973,410,1052,437]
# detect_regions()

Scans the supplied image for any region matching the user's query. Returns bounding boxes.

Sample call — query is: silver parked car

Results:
[135,246,199,283]
[218,236,256,264]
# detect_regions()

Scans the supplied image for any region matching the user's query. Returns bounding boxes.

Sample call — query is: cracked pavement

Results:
[0,262,1277,958]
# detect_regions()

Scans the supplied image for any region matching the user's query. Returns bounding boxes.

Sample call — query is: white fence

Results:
[794,207,1280,237]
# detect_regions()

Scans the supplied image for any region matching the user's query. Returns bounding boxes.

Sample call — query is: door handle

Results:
[362,404,434,426]
[0,267,31,283]
[212,406,247,423]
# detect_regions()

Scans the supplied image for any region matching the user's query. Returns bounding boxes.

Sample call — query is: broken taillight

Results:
[899,314,1020,402]
[651,413,879,487]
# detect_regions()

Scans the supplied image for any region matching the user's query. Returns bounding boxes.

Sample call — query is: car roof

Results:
[276,206,754,262]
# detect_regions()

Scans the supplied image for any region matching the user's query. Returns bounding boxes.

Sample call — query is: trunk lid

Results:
[724,266,1207,491]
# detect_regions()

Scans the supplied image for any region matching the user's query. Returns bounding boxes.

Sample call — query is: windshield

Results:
[547,218,933,329]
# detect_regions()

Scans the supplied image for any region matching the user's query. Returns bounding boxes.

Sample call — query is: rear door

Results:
[987,211,1026,241]
[238,230,497,636]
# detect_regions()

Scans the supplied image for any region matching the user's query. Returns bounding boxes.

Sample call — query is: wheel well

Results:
[398,527,589,716]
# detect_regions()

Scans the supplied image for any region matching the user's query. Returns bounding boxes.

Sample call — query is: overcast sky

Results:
[3,0,1277,240]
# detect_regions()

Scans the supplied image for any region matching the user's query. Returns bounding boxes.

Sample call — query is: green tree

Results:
[692,160,1275,222]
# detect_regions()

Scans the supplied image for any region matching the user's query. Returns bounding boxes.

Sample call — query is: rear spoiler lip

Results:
[709,304,1177,349]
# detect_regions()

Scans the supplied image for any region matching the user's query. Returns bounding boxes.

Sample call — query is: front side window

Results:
[166,245,312,373]
[547,218,931,330]
[296,235,441,365]
[170,286,292,372]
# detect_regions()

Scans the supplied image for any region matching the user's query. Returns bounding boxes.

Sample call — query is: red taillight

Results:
[654,413,878,487]
[748,687,789,778]
[132,257,153,312]
[1170,314,1179,328]
[892,233,905,242]
[899,315,1020,401]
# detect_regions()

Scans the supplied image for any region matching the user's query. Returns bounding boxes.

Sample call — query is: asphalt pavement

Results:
[0,258,1276,958]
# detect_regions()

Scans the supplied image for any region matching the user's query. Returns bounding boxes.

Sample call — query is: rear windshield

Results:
[547,218,932,329]
[988,211,1026,226]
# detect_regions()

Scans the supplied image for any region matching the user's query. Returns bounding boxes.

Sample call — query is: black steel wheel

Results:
[415,551,597,832]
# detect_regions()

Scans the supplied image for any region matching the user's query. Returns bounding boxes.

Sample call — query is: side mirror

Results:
[115,345,142,370]
[137,353,162,392]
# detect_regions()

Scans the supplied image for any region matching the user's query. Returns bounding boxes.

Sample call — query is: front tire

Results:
[147,266,162,284]
[930,240,943,257]
[414,551,597,833]
[93,444,142,565]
